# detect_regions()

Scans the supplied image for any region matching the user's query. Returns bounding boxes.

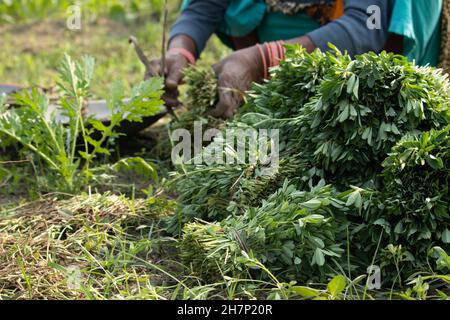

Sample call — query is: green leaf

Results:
[346,190,362,208]
[426,155,443,169]
[353,77,359,98]
[302,199,322,210]
[347,74,356,94]
[89,119,109,133]
[338,105,349,123]
[290,286,321,298]
[327,275,346,297]
[442,229,450,243]
[313,248,325,266]
[394,221,404,234]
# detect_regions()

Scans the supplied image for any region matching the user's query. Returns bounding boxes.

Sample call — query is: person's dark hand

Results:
[146,52,188,109]
[140,35,197,109]
[210,46,264,119]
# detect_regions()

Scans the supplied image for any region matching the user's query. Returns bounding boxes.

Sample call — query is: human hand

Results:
[210,46,264,118]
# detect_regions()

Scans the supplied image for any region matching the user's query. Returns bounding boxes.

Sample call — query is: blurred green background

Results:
[0,0,230,98]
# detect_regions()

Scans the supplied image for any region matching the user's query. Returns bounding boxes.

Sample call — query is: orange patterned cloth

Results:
[265,0,344,24]
[439,0,450,73]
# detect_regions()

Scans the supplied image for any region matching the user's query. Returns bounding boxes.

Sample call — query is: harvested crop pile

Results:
[173,46,449,224]
[169,147,304,233]
[180,181,352,282]
[297,51,450,187]
[174,45,450,285]
[169,47,336,228]
[240,44,333,119]
[380,125,450,246]
[355,125,450,281]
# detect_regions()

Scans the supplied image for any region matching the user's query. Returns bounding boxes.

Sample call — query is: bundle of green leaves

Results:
[170,48,333,228]
[154,65,225,168]
[172,46,450,230]
[171,65,223,132]
[294,50,450,187]
[242,45,332,118]
[180,180,352,282]
[183,66,218,115]
[359,125,450,278]
[173,45,450,286]
[168,119,306,234]
[244,47,450,187]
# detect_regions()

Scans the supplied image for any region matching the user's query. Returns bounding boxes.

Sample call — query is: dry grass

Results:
[0,193,181,299]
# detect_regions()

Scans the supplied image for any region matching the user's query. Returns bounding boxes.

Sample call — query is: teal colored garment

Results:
[388,0,442,66]
[256,11,321,42]
[181,0,320,46]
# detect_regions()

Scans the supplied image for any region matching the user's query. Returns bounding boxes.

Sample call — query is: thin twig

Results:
[0,159,30,165]
[161,0,168,77]
[129,36,150,66]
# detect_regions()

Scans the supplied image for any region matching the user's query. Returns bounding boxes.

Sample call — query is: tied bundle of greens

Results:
[355,125,450,280]
[183,66,218,116]
[167,128,303,233]
[173,45,450,284]
[180,181,352,282]
[170,47,334,229]
[173,45,450,227]
[241,45,332,119]
[157,65,225,170]
[171,65,224,132]
[294,50,450,187]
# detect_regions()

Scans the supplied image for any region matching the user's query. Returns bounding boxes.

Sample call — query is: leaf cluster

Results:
[174,45,450,283]
[0,54,163,192]
[363,126,450,275]
[180,180,354,282]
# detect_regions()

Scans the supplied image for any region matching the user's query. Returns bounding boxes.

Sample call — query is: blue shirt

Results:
[170,0,390,57]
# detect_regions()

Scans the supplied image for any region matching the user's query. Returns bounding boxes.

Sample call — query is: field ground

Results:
[0,3,238,300]
[0,16,229,98]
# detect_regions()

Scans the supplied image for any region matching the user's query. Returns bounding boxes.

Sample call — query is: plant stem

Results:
[77,96,90,170]
[0,130,59,170]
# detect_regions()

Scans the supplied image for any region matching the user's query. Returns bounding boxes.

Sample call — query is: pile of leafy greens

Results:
[355,125,450,281]
[174,45,450,285]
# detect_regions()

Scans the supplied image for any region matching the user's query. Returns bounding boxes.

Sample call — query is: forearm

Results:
[169,0,230,57]
[306,0,389,55]
[169,34,197,58]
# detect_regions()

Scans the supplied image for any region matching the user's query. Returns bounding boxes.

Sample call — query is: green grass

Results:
[0,0,167,24]
[0,0,229,98]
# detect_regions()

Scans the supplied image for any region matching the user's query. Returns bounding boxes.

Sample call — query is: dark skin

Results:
[148,34,316,118]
